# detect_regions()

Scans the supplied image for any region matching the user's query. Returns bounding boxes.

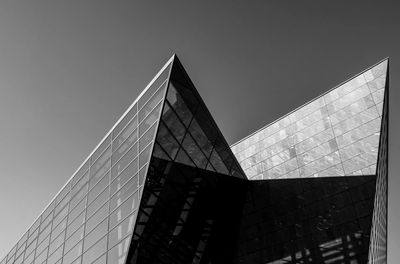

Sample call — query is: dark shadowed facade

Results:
[1,55,388,264]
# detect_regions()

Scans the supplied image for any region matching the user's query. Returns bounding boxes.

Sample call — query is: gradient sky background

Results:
[0,0,399,261]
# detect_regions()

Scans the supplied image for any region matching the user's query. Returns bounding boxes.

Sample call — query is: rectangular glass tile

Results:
[110,191,139,229]
[107,235,131,264]
[64,225,84,254]
[109,212,136,249]
[63,240,82,264]
[82,236,107,264]
[138,68,168,110]
[86,201,109,235]
[87,187,109,219]
[88,172,109,205]
[111,145,138,181]
[83,218,108,252]
[112,103,137,139]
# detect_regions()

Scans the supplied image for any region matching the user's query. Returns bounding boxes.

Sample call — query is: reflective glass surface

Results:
[231,60,388,180]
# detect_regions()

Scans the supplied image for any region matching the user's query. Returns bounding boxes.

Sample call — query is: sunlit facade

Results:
[1,56,388,264]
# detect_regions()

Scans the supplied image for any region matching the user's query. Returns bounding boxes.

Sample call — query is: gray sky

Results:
[0,0,399,261]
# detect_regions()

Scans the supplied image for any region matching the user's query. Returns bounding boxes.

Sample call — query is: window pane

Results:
[86,202,109,235]
[167,83,194,127]
[66,211,85,239]
[91,254,106,264]
[139,143,152,169]
[53,206,68,228]
[40,213,53,232]
[107,235,131,264]
[27,228,38,246]
[41,201,55,223]
[162,102,186,143]
[63,240,82,264]
[112,128,138,166]
[51,217,67,242]
[110,164,138,196]
[82,236,107,264]
[68,198,86,225]
[64,225,84,254]
[109,212,137,248]
[91,135,111,163]
[55,184,70,206]
[138,102,162,136]
[110,191,139,228]
[156,122,180,160]
[138,67,169,110]
[83,218,108,252]
[47,245,62,264]
[70,184,88,210]
[113,115,138,153]
[71,160,89,188]
[49,231,65,255]
[38,223,51,245]
[29,218,41,236]
[88,173,109,205]
[34,246,48,264]
[139,122,157,152]
[70,171,89,200]
[181,133,207,168]
[189,119,213,158]
[112,103,137,139]
[111,144,138,181]
[110,177,138,211]
[54,195,69,217]
[90,148,111,187]
[87,187,109,219]
[36,235,49,257]
[25,239,37,257]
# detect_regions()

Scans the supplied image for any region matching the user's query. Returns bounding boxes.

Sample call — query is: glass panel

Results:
[47,245,62,264]
[88,172,109,205]
[139,122,157,152]
[70,171,89,199]
[111,143,138,181]
[110,192,139,228]
[138,66,169,110]
[155,122,180,160]
[110,163,138,196]
[87,187,109,218]
[107,235,131,264]
[112,127,138,165]
[151,141,171,161]
[174,148,195,168]
[139,84,165,123]
[109,212,137,248]
[189,119,213,158]
[53,205,68,228]
[139,102,163,136]
[90,148,111,187]
[25,239,37,257]
[34,247,48,264]
[167,83,194,127]
[86,201,109,235]
[24,251,34,264]
[83,218,108,251]
[162,102,186,144]
[54,194,69,217]
[112,103,137,139]
[70,183,88,210]
[51,217,67,241]
[41,201,55,222]
[63,240,82,264]
[91,253,106,264]
[113,115,138,152]
[209,148,229,174]
[16,241,26,258]
[110,177,139,211]
[29,218,41,236]
[27,228,39,246]
[66,211,85,239]
[138,164,148,186]
[36,235,49,257]
[181,133,207,168]
[82,236,107,264]
[40,213,53,232]
[38,223,51,245]
[68,198,86,224]
[64,225,84,254]
[55,184,70,205]
[49,231,65,255]
[91,135,111,163]
[139,143,152,169]
[71,160,89,188]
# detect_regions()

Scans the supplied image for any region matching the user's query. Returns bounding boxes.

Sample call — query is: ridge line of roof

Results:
[230,57,389,148]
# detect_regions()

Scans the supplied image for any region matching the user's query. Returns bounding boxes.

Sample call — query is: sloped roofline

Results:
[230,57,389,148]
[2,54,177,257]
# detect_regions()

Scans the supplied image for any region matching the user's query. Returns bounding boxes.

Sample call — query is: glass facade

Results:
[231,60,387,180]
[1,56,388,264]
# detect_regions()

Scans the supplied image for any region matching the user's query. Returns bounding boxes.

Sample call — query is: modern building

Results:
[0,55,388,264]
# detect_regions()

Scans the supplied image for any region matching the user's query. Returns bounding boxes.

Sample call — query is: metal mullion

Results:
[109,208,139,232]
[109,175,139,203]
[90,145,111,172]
[87,175,110,206]
[137,79,168,113]
[111,117,159,170]
[70,167,90,191]
[86,193,109,221]
[108,189,140,217]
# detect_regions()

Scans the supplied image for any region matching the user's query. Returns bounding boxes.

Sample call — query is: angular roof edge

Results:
[230,57,389,148]
[3,54,176,257]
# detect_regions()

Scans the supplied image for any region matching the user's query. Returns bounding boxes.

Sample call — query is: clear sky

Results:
[0,0,398,261]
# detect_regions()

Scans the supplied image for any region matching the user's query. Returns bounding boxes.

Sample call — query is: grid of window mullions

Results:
[161,98,233,175]
[1,66,171,264]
